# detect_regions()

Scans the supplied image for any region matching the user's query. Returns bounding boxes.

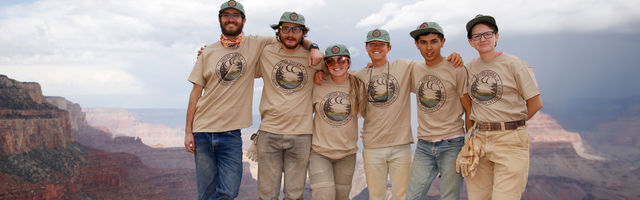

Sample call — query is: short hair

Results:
[467,22,498,39]
[415,32,444,42]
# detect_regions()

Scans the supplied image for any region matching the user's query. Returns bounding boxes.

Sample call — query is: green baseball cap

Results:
[365,28,390,43]
[466,14,498,34]
[324,44,350,59]
[219,0,245,16]
[270,11,306,29]
[409,22,444,40]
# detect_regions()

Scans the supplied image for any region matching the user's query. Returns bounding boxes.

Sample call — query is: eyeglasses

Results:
[367,63,390,102]
[219,13,243,20]
[326,56,350,67]
[279,25,305,34]
[471,31,495,41]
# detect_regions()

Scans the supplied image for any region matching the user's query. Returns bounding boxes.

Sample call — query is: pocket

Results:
[446,137,465,145]
[515,128,530,148]
[228,129,242,137]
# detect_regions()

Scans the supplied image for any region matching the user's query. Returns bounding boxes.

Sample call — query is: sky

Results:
[1,0,640,112]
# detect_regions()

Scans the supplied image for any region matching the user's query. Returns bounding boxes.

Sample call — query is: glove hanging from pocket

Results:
[246,132,259,162]
[455,123,485,178]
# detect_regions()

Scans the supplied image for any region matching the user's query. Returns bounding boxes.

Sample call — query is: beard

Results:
[279,34,303,50]
[220,21,244,36]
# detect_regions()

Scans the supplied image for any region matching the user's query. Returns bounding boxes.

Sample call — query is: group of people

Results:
[184,1,542,200]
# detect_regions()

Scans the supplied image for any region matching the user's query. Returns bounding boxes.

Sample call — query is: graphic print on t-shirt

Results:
[417,75,446,113]
[320,91,352,126]
[367,73,399,107]
[470,70,503,105]
[271,59,307,94]
[216,52,247,86]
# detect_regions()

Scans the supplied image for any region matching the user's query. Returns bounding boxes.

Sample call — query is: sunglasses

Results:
[279,25,305,34]
[326,56,350,67]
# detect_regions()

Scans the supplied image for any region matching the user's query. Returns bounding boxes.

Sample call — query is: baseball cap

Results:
[270,11,306,29]
[365,29,390,43]
[219,0,245,16]
[324,44,350,59]
[466,14,498,34]
[409,22,444,40]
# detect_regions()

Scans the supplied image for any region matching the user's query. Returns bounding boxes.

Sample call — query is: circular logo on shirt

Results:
[470,70,503,105]
[331,46,340,54]
[320,91,352,126]
[367,72,399,107]
[271,59,307,94]
[228,0,236,7]
[372,30,381,37]
[420,23,429,29]
[216,52,247,86]
[417,75,446,113]
[290,13,298,21]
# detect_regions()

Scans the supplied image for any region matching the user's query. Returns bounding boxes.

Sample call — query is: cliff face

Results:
[0,75,73,156]
[0,75,197,199]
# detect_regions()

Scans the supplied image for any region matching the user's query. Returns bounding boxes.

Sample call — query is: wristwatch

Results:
[308,43,319,51]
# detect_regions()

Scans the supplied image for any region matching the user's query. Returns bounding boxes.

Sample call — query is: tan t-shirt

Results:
[355,59,414,148]
[188,35,275,133]
[466,53,540,122]
[312,76,364,160]
[412,59,467,141]
[256,43,321,135]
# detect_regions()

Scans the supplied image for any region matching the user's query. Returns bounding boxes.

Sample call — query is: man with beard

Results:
[185,1,321,199]
[254,11,322,200]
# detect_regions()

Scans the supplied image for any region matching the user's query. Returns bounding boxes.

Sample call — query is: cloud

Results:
[356,0,640,36]
[0,0,323,108]
[3,65,144,96]
[0,0,329,105]
[1,0,638,108]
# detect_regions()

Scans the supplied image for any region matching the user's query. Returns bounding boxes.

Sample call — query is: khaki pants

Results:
[308,151,356,200]
[466,126,530,200]
[257,131,312,200]
[362,144,412,200]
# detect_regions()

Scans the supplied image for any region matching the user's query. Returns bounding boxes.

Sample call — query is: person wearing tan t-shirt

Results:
[462,15,543,200]
[348,28,464,200]
[308,44,366,200]
[253,11,322,200]
[405,22,471,200]
[184,2,322,199]
[351,28,414,200]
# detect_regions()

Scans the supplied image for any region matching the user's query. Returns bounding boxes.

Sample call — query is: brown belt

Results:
[475,120,526,131]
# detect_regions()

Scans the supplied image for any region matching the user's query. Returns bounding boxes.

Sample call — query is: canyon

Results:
[2,74,639,199]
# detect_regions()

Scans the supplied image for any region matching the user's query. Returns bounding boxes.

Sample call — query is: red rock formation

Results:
[1,75,74,156]
[527,112,582,143]
[0,75,197,199]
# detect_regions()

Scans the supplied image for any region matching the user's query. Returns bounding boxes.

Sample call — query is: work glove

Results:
[456,126,485,178]
[469,137,485,173]
[456,139,474,177]
[246,132,259,162]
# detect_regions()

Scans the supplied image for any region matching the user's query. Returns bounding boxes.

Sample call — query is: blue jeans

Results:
[193,130,243,200]
[406,137,464,200]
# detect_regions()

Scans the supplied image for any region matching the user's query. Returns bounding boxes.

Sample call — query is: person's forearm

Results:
[526,95,543,120]
[185,85,203,135]
[461,94,473,132]
[302,39,312,50]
